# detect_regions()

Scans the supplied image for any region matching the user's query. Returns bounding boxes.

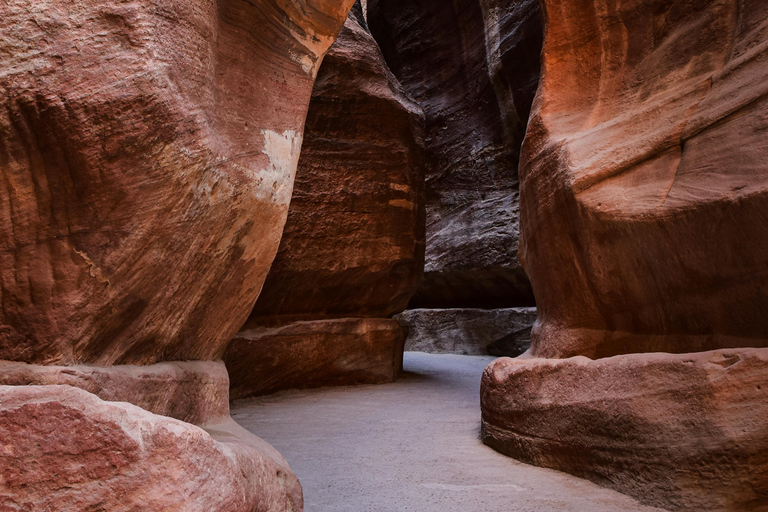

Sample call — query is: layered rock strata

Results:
[367,0,542,309]
[396,308,535,356]
[227,318,405,398]
[519,0,768,359]
[226,3,424,397]
[481,349,768,512]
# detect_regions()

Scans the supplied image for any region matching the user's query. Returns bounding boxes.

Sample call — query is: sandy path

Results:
[232,352,666,512]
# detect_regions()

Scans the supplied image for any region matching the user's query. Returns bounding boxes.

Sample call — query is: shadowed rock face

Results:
[248,2,425,322]
[0,0,353,366]
[481,349,768,512]
[368,0,542,309]
[521,0,768,359]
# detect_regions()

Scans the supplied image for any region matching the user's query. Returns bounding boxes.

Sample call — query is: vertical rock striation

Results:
[519,0,768,359]
[482,1,768,510]
[224,2,425,396]
[367,0,542,309]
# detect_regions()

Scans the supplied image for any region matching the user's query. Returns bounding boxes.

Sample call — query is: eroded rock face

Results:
[0,0,353,365]
[0,360,231,425]
[0,385,302,512]
[248,2,425,322]
[226,3,422,397]
[396,307,535,356]
[481,349,768,511]
[521,0,768,358]
[368,0,541,308]
[226,318,405,398]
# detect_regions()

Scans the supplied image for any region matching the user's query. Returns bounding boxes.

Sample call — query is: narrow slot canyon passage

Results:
[232,352,665,512]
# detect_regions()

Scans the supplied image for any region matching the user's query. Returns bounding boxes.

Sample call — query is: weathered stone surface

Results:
[226,318,405,398]
[0,0,354,365]
[396,308,535,356]
[0,385,302,512]
[481,349,768,512]
[368,0,541,309]
[248,2,425,322]
[521,0,768,358]
[0,360,229,425]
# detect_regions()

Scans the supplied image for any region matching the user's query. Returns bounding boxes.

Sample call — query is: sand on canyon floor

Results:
[232,352,666,512]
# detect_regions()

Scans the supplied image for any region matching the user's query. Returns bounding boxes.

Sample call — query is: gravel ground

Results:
[232,352,666,512]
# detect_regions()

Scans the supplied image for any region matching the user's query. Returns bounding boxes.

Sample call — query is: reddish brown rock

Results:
[248,1,425,322]
[520,0,768,358]
[226,318,405,398]
[0,0,354,365]
[367,0,541,309]
[481,349,768,511]
[226,3,422,397]
[0,385,302,512]
[0,360,230,425]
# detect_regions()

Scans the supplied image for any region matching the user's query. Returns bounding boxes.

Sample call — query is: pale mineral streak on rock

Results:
[0,0,354,366]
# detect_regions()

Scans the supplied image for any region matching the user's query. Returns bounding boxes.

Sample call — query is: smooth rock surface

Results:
[396,307,536,356]
[0,0,354,365]
[248,1,425,323]
[481,349,768,511]
[225,318,405,399]
[232,352,666,512]
[521,0,768,358]
[0,359,230,425]
[368,0,541,309]
[0,385,302,512]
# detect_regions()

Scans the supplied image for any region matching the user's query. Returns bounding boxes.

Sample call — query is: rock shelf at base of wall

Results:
[225,318,406,399]
[480,348,768,512]
[0,362,302,511]
[395,308,536,357]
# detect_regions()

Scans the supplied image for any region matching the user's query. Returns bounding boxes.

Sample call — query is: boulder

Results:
[226,318,405,399]
[367,0,542,309]
[396,307,536,356]
[520,0,768,358]
[0,0,354,365]
[0,384,302,512]
[481,349,768,511]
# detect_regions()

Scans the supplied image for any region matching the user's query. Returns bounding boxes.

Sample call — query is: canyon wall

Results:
[0,0,354,508]
[481,0,768,510]
[225,2,425,397]
[367,0,541,309]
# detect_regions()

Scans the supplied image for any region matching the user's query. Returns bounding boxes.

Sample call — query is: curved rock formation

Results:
[0,385,302,511]
[248,2,425,322]
[368,0,541,309]
[0,0,352,366]
[481,349,768,511]
[520,0,768,359]
[225,2,424,397]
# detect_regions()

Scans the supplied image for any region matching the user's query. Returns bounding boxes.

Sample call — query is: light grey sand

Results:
[232,352,666,512]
